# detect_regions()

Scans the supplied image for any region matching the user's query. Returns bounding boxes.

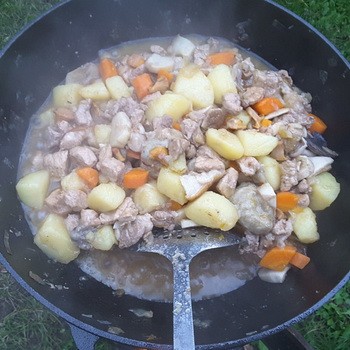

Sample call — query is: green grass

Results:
[0,0,349,349]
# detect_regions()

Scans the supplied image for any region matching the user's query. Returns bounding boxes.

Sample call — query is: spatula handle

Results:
[172,260,195,350]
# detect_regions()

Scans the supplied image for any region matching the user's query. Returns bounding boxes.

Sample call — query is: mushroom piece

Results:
[264,107,290,120]
[296,155,315,181]
[308,156,334,177]
[246,106,261,128]
[306,132,338,157]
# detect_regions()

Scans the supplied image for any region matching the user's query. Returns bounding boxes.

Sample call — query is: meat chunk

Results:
[80,209,101,227]
[232,183,275,235]
[236,157,261,176]
[100,197,138,225]
[45,189,87,215]
[216,167,239,198]
[60,130,87,150]
[168,138,190,161]
[151,210,177,230]
[64,190,88,212]
[65,214,80,232]
[114,214,153,248]
[180,170,224,200]
[201,107,225,130]
[194,146,226,173]
[272,219,293,247]
[222,93,242,115]
[45,120,71,149]
[280,160,298,191]
[43,150,68,178]
[180,119,205,147]
[69,146,97,167]
[54,107,75,122]
[97,145,125,183]
[240,87,265,108]
[75,99,93,125]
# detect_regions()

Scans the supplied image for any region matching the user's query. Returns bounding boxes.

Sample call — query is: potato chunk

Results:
[185,191,239,231]
[206,128,244,160]
[16,170,50,210]
[52,83,82,107]
[291,207,319,243]
[257,156,281,191]
[309,172,340,211]
[61,171,87,191]
[207,64,237,104]
[34,214,80,264]
[157,167,188,205]
[87,183,125,212]
[172,65,214,109]
[94,124,112,145]
[236,130,278,156]
[145,93,192,122]
[79,80,110,101]
[90,225,116,251]
[133,182,168,214]
[105,75,131,99]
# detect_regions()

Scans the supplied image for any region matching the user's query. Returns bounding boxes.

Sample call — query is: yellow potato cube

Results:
[79,80,110,101]
[87,183,125,212]
[52,83,82,107]
[105,75,131,99]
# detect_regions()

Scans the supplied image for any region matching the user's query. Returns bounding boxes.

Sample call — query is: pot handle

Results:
[68,323,99,350]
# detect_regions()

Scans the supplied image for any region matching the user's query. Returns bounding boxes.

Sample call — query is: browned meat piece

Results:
[151,210,177,230]
[222,93,243,115]
[97,145,125,183]
[297,179,311,193]
[239,231,260,255]
[119,64,146,85]
[45,120,71,148]
[64,190,88,212]
[216,167,239,198]
[141,91,162,104]
[110,97,147,125]
[237,157,261,176]
[187,107,209,124]
[280,160,298,191]
[168,138,190,161]
[153,115,173,131]
[80,209,101,227]
[240,87,265,108]
[100,197,138,225]
[298,194,310,207]
[69,146,98,167]
[180,119,205,147]
[149,77,169,94]
[60,129,87,150]
[54,107,75,122]
[127,53,145,68]
[75,99,93,125]
[43,150,68,178]
[272,219,293,248]
[201,107,225,130]
[194,145,226,172]
[283,89,312,115]
[180,170,224,201]
[232,183,275,235]
[253,70,281,96]
[193,43,210,66]
[114,214,153,248]
[65,214,80,232]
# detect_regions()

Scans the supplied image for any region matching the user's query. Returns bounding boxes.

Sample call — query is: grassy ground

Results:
[0,0,349,349]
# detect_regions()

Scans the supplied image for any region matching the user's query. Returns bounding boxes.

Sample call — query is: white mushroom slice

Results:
[258,266,290,283]
[168,35,196,58]
[296,155,315,181]
[257,183,276,208]
[246,107,261,128]
[264,107,290,120]
[308,156,334,177]
[145,54,175,73]
[180,170,224,201]
[180,219,200,229]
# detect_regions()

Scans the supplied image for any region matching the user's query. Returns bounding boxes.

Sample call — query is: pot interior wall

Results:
[0,0,349,348]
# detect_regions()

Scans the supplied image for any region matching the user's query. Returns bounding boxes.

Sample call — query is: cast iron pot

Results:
[0,0,349,348]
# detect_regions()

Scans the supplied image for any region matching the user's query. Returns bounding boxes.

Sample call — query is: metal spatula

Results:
[137,228,241,350]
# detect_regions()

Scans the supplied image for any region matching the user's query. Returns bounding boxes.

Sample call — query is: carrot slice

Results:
[308,114,327,134]
[172,121,181,131]
[123,168,149,189]
[99,58,118,81]
[259,246,297,271]
[290,252,311,269]
[76,167,99,188]
[169,200,183,211]
[260,119,272,127]
[207,51,236,66]
[157,69,174,82]
[252,97,284,116]
[276,192,299,212]
[132,73,153,100]
[126,149,141,160]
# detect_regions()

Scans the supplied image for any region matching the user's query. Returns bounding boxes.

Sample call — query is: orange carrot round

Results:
[76,167,99,188]
[207,51,236,66]
[259,246,297,271]
[252,97,284,116]
[99,58,118,81]
[132,73,153,100]
[308,114,327,134]
[123,168,149,189]
[276,192,299,212]
[290,252,311,269]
